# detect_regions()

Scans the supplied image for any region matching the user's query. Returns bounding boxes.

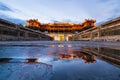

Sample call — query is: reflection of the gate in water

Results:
[81,46,120,66]
[58,51,96,63]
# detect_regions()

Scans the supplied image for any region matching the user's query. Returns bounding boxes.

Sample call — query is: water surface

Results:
[0,41,120,80]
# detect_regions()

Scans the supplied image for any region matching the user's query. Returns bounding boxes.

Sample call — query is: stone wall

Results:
[71,17,120,42]
[0,18,52,41]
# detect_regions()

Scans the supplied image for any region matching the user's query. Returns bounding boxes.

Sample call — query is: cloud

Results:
[0,14,26,24]
[85,0,120,22]
[0,0,120,24]
[0,2,26,24]
[0,2,12,11]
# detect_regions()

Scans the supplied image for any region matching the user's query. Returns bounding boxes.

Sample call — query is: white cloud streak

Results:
[0,0,120,23]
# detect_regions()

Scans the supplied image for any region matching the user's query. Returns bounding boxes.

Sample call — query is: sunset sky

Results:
[0,0,120,24]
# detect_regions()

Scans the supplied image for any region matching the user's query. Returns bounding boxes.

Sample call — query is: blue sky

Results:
[0,0,120,24]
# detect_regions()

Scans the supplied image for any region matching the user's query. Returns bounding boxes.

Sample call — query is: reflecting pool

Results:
[0,41,120,80]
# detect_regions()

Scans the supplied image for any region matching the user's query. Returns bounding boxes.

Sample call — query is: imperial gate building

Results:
[26,19,96,41]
